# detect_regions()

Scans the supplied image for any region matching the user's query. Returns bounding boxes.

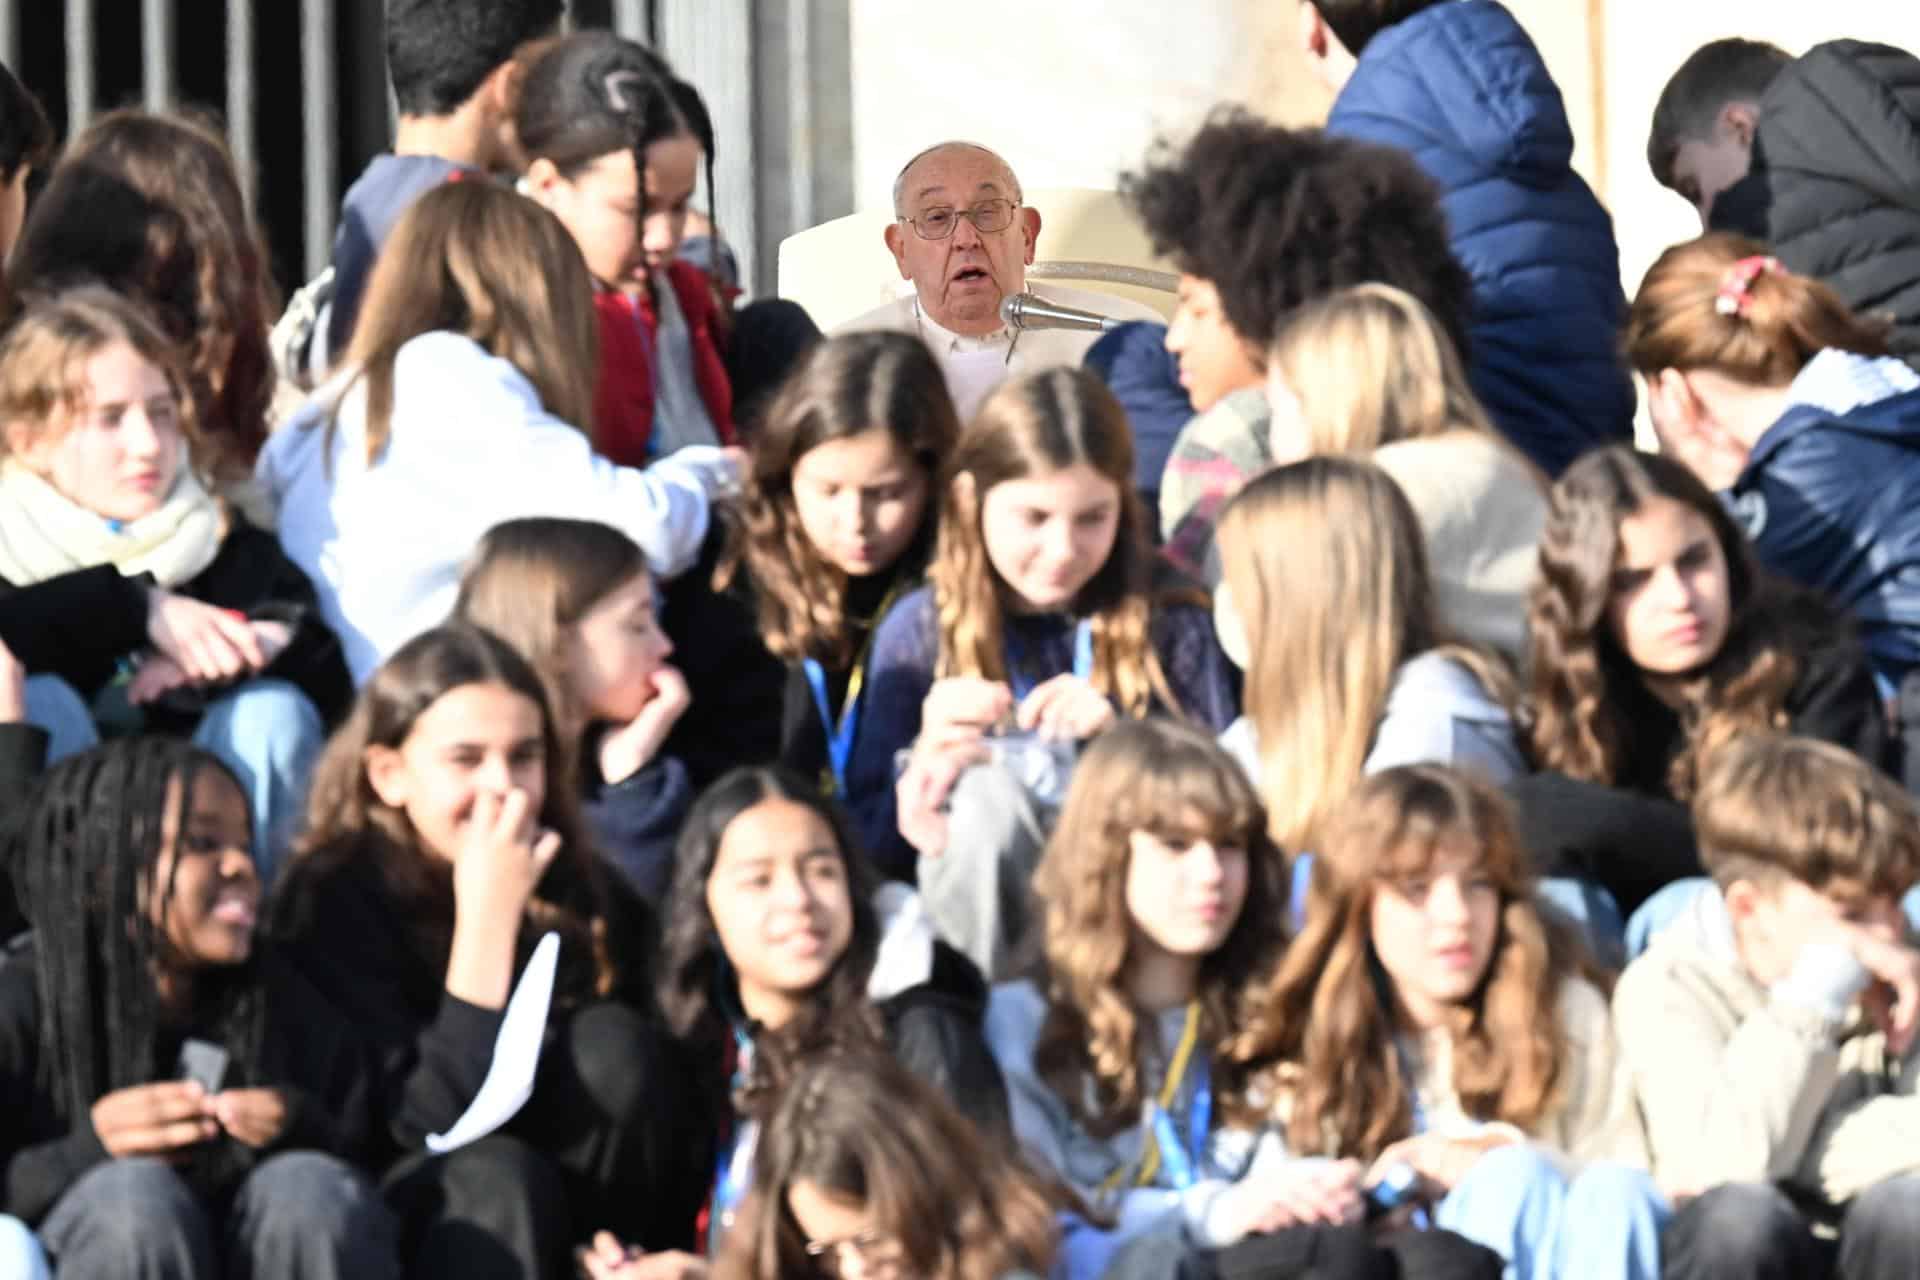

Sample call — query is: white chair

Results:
[777,186,1178,332]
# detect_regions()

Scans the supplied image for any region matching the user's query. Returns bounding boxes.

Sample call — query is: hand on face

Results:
[452,787,561,929]
[597,664,692,784]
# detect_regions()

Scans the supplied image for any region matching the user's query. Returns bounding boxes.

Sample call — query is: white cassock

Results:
[832,283,1163,421]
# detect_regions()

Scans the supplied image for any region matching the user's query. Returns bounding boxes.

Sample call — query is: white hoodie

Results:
[257,332,737,683]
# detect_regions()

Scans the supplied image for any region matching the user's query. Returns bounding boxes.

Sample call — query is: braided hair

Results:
[9,738,260,1122]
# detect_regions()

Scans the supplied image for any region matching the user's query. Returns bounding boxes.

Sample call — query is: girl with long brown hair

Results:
[986,720,1500,1280]
[267,623,701,1279]
[1255,765,1663,1279]
[454,517,690,904]
[257,180,740,686]
[1626,232,1920,691]
[1515,446,1884,919]
[849,368,1236,979]
[714,331,960,796]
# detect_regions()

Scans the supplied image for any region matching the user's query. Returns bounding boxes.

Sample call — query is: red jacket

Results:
[593,260,735,467]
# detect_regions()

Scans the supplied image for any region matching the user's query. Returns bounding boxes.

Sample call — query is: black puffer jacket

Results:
[1732,41,1920,363]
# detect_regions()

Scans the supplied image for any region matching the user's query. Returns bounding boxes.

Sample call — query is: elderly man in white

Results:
[834,141,1161,419]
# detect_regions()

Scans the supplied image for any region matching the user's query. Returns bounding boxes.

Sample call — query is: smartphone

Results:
[176,1038,229,1094]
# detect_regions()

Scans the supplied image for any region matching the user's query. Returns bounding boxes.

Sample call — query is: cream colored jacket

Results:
[1278,977,1649,1171]
[1612,886,1920,1204]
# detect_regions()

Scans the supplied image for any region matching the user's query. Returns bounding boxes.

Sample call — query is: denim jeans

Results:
[1662,1176,1920,1280]
[39,1151,398,1280]
[1436,1144,1667,1280]
[0,1215,50,1280]
[24,674,324,885]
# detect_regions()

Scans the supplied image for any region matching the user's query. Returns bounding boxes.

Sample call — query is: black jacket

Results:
[1723,41,1920,364]
[0,519,353,729]
[0,938,378,1225]
[878,937,1011,1139]
[267,840,656,1168]
[581,743,693,908]
[1511,625,1886,916]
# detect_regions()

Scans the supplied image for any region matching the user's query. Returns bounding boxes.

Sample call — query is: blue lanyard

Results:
[711,1026,756,1244]
[1005,618,1094,702]
[1148,1069,1212,1190]
[801,656,858,797]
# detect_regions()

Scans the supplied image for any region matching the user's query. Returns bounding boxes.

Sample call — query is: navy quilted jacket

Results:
[1327,0,1634,476]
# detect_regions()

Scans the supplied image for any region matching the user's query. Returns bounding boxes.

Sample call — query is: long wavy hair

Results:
[9,109,278,473]
[933,367,1181,716]
[1030,718,1289,1137]
[656,767,885,1119]
[329,180,600,464]
[716,332,959,665]
[452,517,649,741]
[281,623,629,1006]
[715,1051,1059,1280]
[1524,446,1838,798]
[1257,766,1577,1160]
[1218,457,1513,851]
[1625,231,1893,384]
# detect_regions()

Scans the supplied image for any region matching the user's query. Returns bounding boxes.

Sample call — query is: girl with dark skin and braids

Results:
[0,738,395,1280]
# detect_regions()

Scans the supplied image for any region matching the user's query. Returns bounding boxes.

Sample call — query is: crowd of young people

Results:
[1,1,1919,1278]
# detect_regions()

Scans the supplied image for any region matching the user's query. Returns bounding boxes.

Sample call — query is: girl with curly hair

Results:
[268,624,696,1278]
[986,720,1503,1280]
[646,766,1006,1267]
[1255,765,1664,1279]
[852,368,1236,979]
[1513,446,1885,921]
[1626,233,1920,693]
[713,331,959,796]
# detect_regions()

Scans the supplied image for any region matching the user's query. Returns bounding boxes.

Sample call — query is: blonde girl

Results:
[1255,765,1664,1279]
[848,368,1236,978]
[1214,456,1520,859]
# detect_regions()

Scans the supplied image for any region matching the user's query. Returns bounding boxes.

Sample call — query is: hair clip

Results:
[602,70,646,114]
[1714,255,1780,318]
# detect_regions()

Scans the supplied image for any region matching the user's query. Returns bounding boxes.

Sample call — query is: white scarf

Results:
[0,457,226,588]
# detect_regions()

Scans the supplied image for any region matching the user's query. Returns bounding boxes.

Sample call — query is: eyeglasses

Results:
[803,1227,902,1276]
[897,198,1019,240]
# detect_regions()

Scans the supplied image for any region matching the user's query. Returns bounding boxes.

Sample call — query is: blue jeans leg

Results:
[1437,1144,1569,1280]
[192,678,324,886]
[0,1215,50,1280]
[23,674,100,763]
[1558,1162,1667,1280]
[1537,877,1627,969]
[39,1156,216,1280]
[1626,877,1712,961]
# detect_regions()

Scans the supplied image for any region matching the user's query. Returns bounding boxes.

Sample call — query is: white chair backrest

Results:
[777,186,1178,332]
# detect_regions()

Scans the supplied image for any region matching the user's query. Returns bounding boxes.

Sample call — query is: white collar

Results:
[911,295,1015,354]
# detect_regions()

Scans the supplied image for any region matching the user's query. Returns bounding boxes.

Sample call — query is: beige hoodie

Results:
[1612,885,1920,1204]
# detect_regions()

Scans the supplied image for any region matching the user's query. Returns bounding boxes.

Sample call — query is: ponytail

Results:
[1625,232,1893,385]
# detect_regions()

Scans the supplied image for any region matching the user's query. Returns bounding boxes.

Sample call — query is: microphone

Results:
[999,292,1119,333]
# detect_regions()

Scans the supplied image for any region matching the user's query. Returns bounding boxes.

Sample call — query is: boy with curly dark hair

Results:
[1121,114,1470,574]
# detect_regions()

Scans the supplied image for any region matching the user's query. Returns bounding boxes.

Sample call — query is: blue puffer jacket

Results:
[1734,383,1920,687]
[1327,0,1633,477]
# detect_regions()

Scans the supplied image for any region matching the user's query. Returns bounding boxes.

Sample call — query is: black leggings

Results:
[383,1002,713,1280]
[1183,1223,1504,1280]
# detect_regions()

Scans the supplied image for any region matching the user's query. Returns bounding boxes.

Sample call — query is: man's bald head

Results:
[891,141,1024,216]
